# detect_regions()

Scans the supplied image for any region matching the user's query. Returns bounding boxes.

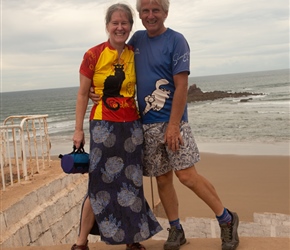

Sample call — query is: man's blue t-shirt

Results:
[128,28,190,124]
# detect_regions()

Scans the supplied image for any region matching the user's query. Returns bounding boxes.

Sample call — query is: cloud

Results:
[1,0,288,92]
[2,0,110,92]
[167,0,288,76]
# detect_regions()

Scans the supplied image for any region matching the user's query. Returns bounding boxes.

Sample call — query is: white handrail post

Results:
[20,126,28,181]
[38,118,45,169]
[0,129,6,190]
[43,117,51,165]
[31,119,39,173]
[5,129,13,186]
[14,128,21,183]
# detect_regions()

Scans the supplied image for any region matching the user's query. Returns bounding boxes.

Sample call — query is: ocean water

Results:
[187,69,290,144]
[1,69,289,155]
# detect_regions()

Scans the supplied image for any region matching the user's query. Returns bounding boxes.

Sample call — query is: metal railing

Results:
[0,115,51,190]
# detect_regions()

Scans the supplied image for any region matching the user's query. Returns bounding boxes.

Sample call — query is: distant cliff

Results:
[187,84,263,103]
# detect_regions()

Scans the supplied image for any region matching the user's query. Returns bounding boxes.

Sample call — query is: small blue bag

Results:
[59,145,89,174]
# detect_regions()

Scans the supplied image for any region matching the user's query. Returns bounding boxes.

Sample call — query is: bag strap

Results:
[72,143,86,154]
[59,143,87,159]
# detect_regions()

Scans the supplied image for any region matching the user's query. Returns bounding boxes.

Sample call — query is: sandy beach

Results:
[1,149,289,250]
[2,152,289,220]
[149,152,290,222]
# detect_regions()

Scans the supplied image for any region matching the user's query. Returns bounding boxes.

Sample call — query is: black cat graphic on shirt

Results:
[102,64,125,111]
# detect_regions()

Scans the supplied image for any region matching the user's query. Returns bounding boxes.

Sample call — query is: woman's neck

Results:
[109,39,125,56]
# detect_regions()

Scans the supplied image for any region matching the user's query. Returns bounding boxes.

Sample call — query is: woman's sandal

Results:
[126,243,146,250]
[71,240,89,250]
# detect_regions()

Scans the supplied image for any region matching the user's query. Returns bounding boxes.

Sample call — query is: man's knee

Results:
[156,171,173,189]
[175,165,197,184]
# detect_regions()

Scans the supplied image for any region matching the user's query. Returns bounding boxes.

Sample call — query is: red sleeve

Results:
[79,48,98,80]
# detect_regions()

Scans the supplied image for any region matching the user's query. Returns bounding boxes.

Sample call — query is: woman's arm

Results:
[73,74,91,149]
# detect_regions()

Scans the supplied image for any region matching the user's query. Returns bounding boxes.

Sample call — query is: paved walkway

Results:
[2,238,290,250]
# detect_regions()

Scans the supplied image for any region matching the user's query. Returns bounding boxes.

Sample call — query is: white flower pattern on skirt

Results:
[117,183,139,207]
[89,147,102,173]
[99,214,122,239]
[90,190,110,215]
[92,121,113,144]
[125,164,143,187]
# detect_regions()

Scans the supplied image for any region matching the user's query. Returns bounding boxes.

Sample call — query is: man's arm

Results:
[89,87,101,105]
[164,71,188,152]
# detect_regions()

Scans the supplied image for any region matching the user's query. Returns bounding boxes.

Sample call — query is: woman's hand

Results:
[73,129,85,149]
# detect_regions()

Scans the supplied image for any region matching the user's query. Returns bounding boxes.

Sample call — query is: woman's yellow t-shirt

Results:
[79,41,139,122]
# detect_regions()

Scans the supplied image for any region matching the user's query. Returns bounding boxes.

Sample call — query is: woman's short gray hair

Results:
[105,3,134,26]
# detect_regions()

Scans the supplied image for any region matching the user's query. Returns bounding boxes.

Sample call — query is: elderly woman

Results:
[71,3,161,250]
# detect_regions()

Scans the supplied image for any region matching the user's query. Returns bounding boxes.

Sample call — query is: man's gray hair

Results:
[136,0,170,13]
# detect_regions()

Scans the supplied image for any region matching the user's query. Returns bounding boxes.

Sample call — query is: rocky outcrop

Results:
[187,84,263,103]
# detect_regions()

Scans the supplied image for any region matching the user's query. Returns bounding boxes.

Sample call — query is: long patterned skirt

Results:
[85,119,162,245]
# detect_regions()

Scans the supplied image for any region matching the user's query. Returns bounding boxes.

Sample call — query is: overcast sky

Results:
[1,0,289,92]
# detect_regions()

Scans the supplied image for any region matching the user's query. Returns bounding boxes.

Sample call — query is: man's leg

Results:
[175,165,239,250]
[175,165,224,215]
[156,171,186,250]
[156,170,179,221]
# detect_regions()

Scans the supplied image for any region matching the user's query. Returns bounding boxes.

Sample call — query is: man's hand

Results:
[164,123,184,152]
[89,87,101,105]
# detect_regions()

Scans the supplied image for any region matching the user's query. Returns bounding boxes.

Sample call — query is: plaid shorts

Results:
[142,121,200,177]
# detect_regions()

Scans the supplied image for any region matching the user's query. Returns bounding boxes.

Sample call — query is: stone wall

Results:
[0,174,100,248]
[1,174,289,248]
